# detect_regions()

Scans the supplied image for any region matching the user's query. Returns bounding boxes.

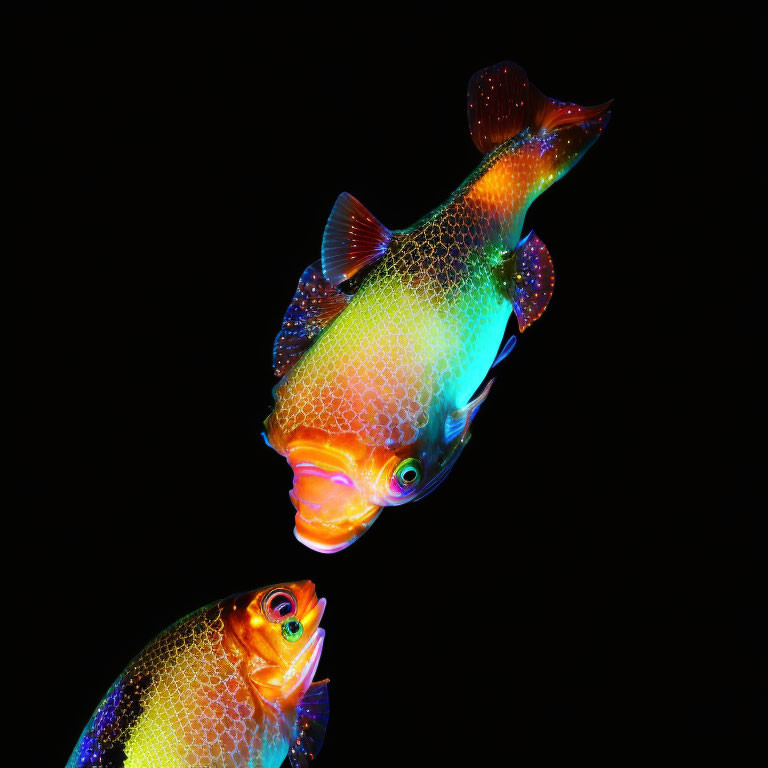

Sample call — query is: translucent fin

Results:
[444,379,495,444]
[510,232,555,332]
[288,681,329,768]
[492,335,517,369]
[321,192,391,286]
[273,261,350,377]
[467,61,613,153]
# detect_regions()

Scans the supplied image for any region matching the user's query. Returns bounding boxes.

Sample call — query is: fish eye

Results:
[281,618,304,642]
[392,458,423,494]
[262,589,298,622]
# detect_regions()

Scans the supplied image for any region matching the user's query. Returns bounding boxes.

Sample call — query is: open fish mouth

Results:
[287,442,382,553]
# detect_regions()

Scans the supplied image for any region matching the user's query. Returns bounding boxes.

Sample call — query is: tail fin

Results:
[467,61,612,154]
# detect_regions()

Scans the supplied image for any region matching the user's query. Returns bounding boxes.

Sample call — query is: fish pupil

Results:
[274,601,292,617]
[265,591,297,620]
[282,618,304,641]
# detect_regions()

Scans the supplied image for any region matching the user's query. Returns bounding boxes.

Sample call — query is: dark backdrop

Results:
[8,5,758,765]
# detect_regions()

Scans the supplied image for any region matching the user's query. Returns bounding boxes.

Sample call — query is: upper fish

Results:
[265,62,611,552]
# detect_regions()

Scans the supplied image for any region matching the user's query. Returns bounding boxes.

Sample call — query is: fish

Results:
[67,581,328,768]
[265,61,611,553]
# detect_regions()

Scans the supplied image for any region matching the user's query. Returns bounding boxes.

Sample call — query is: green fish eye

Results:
[281,618,304,642]
[393,458,423,492]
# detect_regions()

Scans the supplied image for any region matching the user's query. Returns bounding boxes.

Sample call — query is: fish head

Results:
[225,580,326,709]
[278,424,472,553]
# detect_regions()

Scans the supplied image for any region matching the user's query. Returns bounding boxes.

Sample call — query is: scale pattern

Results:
[269,132,557,450]
[67,604,281,768]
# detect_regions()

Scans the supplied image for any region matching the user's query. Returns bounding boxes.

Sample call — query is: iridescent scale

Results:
[67,604,286,768]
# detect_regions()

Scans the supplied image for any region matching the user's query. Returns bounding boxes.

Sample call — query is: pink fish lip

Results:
[293,461,356,489]
[282,627,325,699]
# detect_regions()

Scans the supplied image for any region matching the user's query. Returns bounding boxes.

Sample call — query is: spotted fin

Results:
[444,379,495,444]
[321,192,391,286]
[467,61,613,154]
[288,681,329,768]
[273,261,350,377]
[497,231,554,332]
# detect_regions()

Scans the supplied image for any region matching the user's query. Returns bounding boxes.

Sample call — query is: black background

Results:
[8,5,759,765]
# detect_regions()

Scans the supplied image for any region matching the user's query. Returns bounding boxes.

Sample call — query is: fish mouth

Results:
[281,625,326,702]
[287,442,382,553]
[282,593,326,697]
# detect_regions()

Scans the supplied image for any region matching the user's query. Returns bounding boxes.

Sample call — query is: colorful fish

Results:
[265,62,611,552]
[67,581,328,768]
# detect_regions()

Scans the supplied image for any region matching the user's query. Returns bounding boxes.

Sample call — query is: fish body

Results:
[67,582,327,768]
[266,62,611,552]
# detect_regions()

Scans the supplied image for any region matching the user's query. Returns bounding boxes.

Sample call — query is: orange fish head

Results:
[274,426,467,553]
[224,580,326,709]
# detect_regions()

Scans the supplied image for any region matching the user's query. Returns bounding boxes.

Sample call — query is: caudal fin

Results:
[467,61,612,154]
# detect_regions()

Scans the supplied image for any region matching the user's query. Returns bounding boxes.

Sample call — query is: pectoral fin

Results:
[288,680,330,768]
[273,261,350,377]
[497,231,554,332]
[444,379,495,444]
[492,335,517,368]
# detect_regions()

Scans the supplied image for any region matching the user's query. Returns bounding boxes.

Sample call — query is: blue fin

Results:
[288,681,329,768]
[273,260,350,377]
[444,379,495,444]
[491,335,517,368]
[321,193,391,286]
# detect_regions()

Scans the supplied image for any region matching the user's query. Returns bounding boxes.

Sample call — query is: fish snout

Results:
[287,444,382,553]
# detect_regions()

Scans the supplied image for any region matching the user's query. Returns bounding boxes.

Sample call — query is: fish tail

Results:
[467,61,611,154]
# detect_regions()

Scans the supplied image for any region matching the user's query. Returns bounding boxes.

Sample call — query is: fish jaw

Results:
[286,440,383,553]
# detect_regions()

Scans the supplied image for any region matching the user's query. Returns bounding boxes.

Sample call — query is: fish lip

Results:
[283,627,325,699]
[293,503,383,554]
[287,444,358,479]
[289,486,379,525]
[301,595,326,637]
[294,527,356,554]
[287,442,365,504]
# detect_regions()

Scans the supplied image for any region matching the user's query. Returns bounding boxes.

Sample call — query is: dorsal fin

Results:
[467,61,613,154]
[273,260,350,377]
[321,192,391,286]
[497,231,555,332]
